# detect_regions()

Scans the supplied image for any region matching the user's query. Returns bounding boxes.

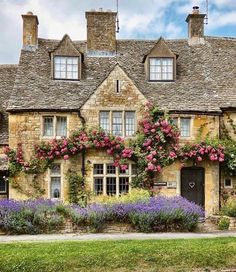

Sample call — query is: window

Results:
[180,118,191,137]
[43,116,67,138]
[149,58,174,81]
[54,56,79,80]
[224,178,233,189]
[50,164,61,199]
[112,112,122,136]
[99,111,136,137]
[172,117,191,138]
[93,163,137,196]
[0,173,7,194]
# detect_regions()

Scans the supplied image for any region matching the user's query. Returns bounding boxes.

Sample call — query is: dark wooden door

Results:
[181,167,204,207]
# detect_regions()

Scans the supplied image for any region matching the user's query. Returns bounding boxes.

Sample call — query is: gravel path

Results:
[0,231,236,243]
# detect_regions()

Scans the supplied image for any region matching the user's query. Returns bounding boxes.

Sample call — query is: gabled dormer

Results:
[50,34,83,81]
[143,37,177,82]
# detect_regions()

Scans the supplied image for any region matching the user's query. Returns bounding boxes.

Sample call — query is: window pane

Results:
[106,177,116,196]
[43,117,53,137]
[106,164,116,174]
[180,118,191,137]
[119,165,129,175]
[149,58,173,81]
[125,111,135,136]
[51,177,61,198]
[94,178,103,195]
[172,118,178,126]
[0,178,6,193]
[56,117,67,137]
[112,112,122,136]
[119,177,129,195]
[94,164,104,175]
[100,111,110,133]
[54,56,79,80]
[50,164,61,175]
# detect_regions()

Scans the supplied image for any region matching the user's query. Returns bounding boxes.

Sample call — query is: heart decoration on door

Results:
[189,182,195,189]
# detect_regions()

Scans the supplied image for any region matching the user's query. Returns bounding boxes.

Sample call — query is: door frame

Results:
[180,166,205,208]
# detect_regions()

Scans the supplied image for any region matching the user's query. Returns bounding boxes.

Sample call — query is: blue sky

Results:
[0,0,235,63]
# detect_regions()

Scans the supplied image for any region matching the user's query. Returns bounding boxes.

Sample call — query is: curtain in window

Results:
[180,118,191,137]
[50,177,61,198]
[125,111,135,136]
[112,112,122,136]
[100,111,110,133]
[56,117,67,137]
[43,117,53,137]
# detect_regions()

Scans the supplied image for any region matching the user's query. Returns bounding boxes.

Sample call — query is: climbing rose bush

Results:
[179,142,225,163]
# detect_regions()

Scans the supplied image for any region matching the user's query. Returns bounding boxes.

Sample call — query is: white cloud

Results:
[0,0,235,63]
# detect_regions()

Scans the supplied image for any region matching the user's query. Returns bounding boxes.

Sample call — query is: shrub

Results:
[89,188,150,205]
[218,217,230,230]
[0,196,204,234]
[221,197,236,217]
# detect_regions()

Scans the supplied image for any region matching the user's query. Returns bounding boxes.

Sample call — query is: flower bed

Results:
[0,196,204,234]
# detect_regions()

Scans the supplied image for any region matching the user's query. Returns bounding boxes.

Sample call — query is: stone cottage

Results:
[0,7,235,215]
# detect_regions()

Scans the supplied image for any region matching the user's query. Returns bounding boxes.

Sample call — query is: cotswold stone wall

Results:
[8,112,82,200]
[220,112,236,200]
[81,65,147,126]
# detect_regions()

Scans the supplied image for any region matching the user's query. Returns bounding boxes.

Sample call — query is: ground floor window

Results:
[0,171,8,194]
[50,164,61,199]
[93,163,136,196]
[224,178,233,189]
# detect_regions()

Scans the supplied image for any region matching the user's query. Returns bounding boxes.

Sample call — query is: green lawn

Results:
[0,238,236,272]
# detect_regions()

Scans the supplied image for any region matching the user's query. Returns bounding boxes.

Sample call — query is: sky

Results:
[0,0,235,64]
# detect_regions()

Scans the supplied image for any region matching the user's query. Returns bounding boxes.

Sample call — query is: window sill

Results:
[148,80,175,83]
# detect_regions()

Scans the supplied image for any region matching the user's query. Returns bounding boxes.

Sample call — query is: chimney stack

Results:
[186,6,206,45]
[22,11,39,50]
[86,9,117,55]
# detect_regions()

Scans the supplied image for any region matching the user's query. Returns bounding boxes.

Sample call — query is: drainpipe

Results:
[219,115,222,209]
[78,111,86,178]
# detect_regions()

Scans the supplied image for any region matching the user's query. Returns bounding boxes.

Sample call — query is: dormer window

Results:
[149,57,174,81]
[54,56,79,80]
[143,37,177,82]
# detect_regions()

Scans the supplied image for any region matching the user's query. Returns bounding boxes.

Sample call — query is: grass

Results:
[0,238,236,272]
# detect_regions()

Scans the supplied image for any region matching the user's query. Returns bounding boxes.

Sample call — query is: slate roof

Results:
[6,36,236,114]
[0,65,18,144]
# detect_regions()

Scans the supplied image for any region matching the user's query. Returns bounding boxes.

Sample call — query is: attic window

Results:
[54,56,79,80]
[149,57,174,81]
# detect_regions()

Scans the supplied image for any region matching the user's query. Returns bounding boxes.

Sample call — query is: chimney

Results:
[22,11,39,50]
[86,9,117,54]
[186,6,206,45]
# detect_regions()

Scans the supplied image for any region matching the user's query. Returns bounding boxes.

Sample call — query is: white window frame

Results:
[99,110,136,137]
[42,115,68,139]
[92,163,137,196]
[53,56,80,80]
[48,163,63,199]
[224,178,233,189]
[172,117,192,138]
[149,57,174,81]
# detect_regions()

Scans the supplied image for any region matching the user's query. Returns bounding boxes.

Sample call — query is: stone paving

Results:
[0,231,236,243]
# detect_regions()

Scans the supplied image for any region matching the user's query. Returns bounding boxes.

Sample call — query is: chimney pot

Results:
[27,11,33,15]
[192,6,200,14]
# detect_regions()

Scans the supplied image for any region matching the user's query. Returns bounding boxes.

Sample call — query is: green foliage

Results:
[218,217,230,230]
[89,188,150,205]
[67,170,87,206]
[221,197,236,217]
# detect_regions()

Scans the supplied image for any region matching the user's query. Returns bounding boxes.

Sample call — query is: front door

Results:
[181,167,204,207]
[0,170,9,198]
